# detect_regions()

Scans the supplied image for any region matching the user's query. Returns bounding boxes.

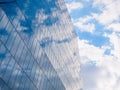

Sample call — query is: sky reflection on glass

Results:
[0,0,82,90]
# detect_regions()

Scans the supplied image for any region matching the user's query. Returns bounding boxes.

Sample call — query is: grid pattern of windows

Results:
[0,0,82,90]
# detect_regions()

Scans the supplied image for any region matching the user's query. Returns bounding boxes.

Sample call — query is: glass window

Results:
[0,77,9,90]
[0,13,8,29]
[33,43,40,60]
[22,52,29,73]
[5,29,16,49]
[3,57,15,83]
[8,62,18,88]
[30,64,35,81]
[0,0,15,3]
[22,76,30,90]
[14,39,24,61]
[1,84,10,90]
[17,72,26,90]
[0,8,4,20]
[0,44,7,64]
[0,21,13,44]
[13,67,22,90]
[28,80,37,90]
[0,41,1,47]
[28,37,34,49]
[10,33,21,56]
[27,55,33,70]
[18,46,27,67]
[36,69,42,88]
[0,49,11,79]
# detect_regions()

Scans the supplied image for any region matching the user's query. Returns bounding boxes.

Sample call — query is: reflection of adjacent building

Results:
[0,0,82,90]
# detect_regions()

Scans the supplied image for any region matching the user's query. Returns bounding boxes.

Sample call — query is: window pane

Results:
[0,0,15,3]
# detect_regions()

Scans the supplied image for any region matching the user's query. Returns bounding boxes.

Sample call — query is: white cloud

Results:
[75,16,94,23]
[114,79,120,90]
[77,20,120,90]
[92,0,120,27]
[81,55,120,90]
[75,22,95,33]
[95,56,120,90]
[78,40,105,64]
[74,16,95,33]
[107,23,120,32]
[106,32,120,59]
[66,2,83,12]
[68,0,120,33]
[78,32,120,90]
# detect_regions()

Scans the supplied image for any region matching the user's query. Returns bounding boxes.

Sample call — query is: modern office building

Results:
[0,0,82,90]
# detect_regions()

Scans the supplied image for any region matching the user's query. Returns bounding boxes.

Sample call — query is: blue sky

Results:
[65,0,120,90]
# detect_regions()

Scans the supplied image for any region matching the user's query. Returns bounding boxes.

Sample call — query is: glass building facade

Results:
[0,0,82,90]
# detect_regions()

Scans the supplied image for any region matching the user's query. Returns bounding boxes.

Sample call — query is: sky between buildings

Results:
[65,0,120,90]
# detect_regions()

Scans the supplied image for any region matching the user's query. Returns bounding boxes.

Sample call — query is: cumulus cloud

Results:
[78,37,120,90]
[76,15,120,89]
[106,32,120,59]
[95,58,120,90]
[106,23,120,32]
[92,0,120,29]
[75,21,95,33]
[74,16,95,33]
[74,0,120,89]
[78,40,105,64]
[66,2,83,12]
